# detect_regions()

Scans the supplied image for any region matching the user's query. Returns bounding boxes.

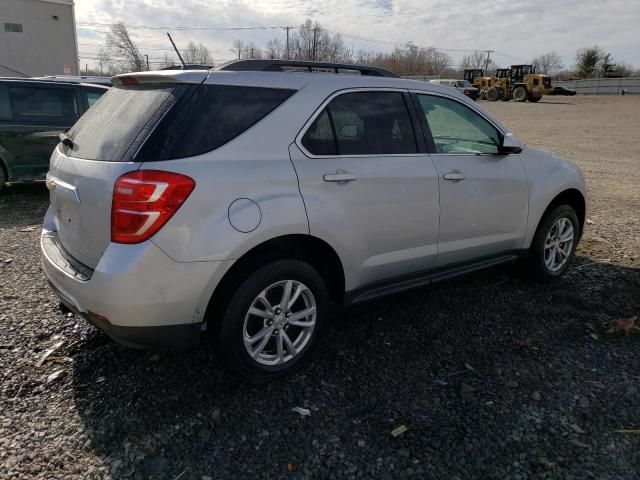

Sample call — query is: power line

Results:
[77,21,291,31]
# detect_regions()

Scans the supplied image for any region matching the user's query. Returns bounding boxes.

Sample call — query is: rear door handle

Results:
[443,172,466,181]
[323,173,357,183]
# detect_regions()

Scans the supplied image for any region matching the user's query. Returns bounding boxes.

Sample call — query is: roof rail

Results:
[215,59,399,78]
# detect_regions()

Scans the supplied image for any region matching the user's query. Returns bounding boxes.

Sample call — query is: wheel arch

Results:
[531,188,586,244]
[203,234,345,331]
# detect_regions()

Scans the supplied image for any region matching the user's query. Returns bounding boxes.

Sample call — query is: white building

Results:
[0,0,79,77]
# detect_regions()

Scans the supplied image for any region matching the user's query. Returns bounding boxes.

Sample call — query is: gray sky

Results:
[76,0,640,69]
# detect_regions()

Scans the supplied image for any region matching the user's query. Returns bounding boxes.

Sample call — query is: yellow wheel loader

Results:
[485,65,553,102]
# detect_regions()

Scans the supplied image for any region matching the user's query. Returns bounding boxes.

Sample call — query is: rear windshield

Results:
[63,83,294,162]
[64,84,185,161]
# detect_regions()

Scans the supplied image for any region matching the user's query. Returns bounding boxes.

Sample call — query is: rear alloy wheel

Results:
[528,205,579,282]
[529,96,542,103]
[513,86,529,102]
[219,259,328,381]
[486,87,500,102]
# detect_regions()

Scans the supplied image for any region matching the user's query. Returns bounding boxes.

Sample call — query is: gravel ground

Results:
[1,95,639,479]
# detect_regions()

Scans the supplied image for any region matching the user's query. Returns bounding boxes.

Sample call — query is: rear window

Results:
[136,85,295,161]
[64,84,185,161]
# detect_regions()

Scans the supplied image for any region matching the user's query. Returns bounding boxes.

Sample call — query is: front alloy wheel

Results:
[528,205,579,281]
[543,217,574,272]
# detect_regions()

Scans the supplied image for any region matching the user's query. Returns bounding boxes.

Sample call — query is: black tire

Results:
[528,205,579,282]
[486,87,500,102]
[513,86,528,102]
[0,165,6,193]
[218,259,329,382]
[529,96,542,103]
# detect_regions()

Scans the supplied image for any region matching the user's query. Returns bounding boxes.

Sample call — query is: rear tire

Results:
[218,259,329,382]
[528,205,579,282]
[0,166,6,193]
[513,86,529,102]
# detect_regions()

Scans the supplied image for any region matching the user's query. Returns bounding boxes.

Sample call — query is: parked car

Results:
[0,77,108,191]
[42,60,586,381]
[430,78,480,100]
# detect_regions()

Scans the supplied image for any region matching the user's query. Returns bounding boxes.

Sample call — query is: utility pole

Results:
[145,54,150,71]
[484,50,494,73]
[311,26,318,61]
[285,26,291,60]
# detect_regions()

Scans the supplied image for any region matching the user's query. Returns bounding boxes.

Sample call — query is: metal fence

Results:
[554,77,640,94]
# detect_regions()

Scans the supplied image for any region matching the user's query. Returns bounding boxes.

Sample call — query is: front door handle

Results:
[323,173,357,183]
[443,172,466,181]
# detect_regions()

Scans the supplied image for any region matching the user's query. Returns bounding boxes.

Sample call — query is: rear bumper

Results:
[41,228,228,348]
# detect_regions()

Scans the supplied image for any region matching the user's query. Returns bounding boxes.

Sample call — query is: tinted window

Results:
[85,88,106,107]
[301,109,336,155]
[65,84,185,161]
[0,86,11,120]
[324,92,417,155]
[6,85,78,123]
[138,85,295,161]
[417,94,500,154]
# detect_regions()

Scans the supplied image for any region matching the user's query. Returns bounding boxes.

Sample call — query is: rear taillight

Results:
[111,170,195,244]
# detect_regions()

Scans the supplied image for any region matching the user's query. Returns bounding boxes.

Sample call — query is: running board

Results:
[345,253,520,306]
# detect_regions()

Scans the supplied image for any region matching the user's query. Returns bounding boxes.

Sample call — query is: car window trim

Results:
[295,87,426,159]
[409,90,507,156]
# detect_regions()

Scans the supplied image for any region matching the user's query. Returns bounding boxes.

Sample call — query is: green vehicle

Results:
[0,78,108,191]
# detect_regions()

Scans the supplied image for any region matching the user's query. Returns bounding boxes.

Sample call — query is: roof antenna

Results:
[166,32,186,68]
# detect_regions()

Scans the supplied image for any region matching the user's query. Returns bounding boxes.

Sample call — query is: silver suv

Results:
[42,60,586,380]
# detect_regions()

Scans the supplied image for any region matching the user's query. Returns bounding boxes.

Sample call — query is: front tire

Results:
[528,205,579,282]
[218,259,329,382]
[513,86,529,102]
[486,87,500,101]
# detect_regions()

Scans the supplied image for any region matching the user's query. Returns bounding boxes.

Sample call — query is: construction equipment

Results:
[485,64,553,102]
[463,69,495,93]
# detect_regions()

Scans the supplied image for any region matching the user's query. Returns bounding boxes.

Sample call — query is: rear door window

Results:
[5,85,78,123]
[136,85,295,161]
[303,91,417,156]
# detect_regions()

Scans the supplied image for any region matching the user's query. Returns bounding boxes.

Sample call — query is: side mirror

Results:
[499,132,523,154]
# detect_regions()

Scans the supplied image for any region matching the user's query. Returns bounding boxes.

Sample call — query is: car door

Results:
[413,92,529,266]
[290,89,440,290]
[0,82,79,181]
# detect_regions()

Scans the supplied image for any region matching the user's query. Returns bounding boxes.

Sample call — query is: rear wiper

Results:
[59,132,77,149]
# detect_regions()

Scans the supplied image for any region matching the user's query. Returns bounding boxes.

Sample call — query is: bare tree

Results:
[97,48,113,76]
[182,41,212,65]
[266,38,284,59]
[161,52,178,69]
[532,51,563,76]
[106,22,145,72]
[460,51,488,70]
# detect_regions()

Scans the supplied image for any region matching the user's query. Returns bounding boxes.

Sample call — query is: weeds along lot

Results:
[1,95,639,479]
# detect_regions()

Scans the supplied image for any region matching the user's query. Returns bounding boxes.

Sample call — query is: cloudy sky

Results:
[75,0,640,69]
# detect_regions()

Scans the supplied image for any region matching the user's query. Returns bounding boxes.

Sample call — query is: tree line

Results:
[87,21,638,80]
